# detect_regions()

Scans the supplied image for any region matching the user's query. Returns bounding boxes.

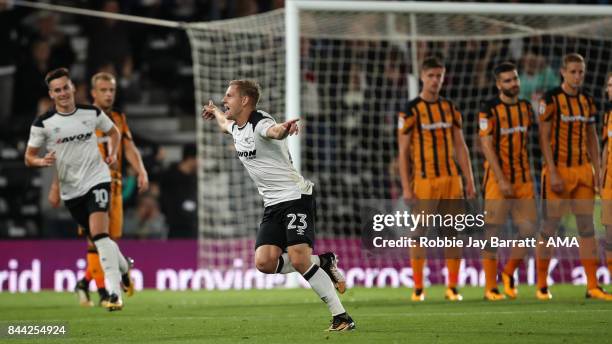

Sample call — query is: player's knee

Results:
[254,258,276,274]
[517,222,537,237]
[575,218,595,237]
[539,231,553,240]
[89,217,109,236]
[606,228,612,246]
[577,229,595,238]
[287,250,311,273]
[483,244,497,254]
[539,222,557,239]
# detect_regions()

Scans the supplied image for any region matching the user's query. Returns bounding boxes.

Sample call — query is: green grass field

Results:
[1,285,610,343]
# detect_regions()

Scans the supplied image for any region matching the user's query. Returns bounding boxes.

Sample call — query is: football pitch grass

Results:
[1,285,610,343]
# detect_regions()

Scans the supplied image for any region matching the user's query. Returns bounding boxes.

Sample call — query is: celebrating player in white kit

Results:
[202,80,355,331]
[24,67,130,311]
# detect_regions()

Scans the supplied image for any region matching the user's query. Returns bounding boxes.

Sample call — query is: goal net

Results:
[187,3,612,289]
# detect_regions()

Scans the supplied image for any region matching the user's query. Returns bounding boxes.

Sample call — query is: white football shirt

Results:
[27,104,114,200]
[227,110,313,207]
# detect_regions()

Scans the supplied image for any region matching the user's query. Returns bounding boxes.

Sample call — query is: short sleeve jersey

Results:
[96,109,133,179]
[27,104,114,200]
[479,96,534,183]
[538,87,597,167]
[397,97,462,179]
[227,110,314,207]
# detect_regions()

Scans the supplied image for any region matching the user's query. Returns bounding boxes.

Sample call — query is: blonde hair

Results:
[229,79,261,105]
[91,72,116,89]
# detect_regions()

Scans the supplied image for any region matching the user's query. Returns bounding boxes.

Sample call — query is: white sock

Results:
[303,263,345,316]
[93,236,122,297]
[115,245,128,274]
[276,253,321,274]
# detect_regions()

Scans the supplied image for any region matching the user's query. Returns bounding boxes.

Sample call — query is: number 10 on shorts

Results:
[93,189,108,207]
[287,213,307,235]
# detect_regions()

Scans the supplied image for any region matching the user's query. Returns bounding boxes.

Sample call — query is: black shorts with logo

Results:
[255,192,316,250]
[64,182,111,234]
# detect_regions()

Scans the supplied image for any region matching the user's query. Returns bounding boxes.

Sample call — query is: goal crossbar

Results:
[285,0,612,173]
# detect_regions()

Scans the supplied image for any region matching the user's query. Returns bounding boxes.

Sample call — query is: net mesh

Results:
[187,8,612,287]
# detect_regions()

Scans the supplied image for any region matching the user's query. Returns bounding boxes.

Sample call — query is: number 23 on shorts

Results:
[287,213,307,235]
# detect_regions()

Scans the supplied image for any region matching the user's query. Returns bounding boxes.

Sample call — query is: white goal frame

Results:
[284,0,612,172]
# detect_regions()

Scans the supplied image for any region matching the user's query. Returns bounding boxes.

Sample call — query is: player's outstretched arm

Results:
[452,127,476,198]
[24,146,56,168]
[266,118,299,140]
[201,100,231,133]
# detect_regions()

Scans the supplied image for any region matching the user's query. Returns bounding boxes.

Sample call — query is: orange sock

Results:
[482,257,498,291]
[505,244,528,274]
[536,258,550,289]
[536,240,553,289]
[581,259,598,290]
[86,252,106,289]
[579,237,599,289]
[446,259,461,288]
[503,258,522,277]
[410,246,426,289]
[411,258,425,289]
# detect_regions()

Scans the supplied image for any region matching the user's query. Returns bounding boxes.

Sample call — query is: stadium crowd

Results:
[0,0,285,239]
[0,0,610,240]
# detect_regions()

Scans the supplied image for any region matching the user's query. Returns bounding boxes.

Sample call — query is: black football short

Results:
[64,182,111,235]
[255,192,316,250]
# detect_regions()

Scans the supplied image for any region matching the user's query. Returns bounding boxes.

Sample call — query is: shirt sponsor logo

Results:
[421,122,452,130]
[237,149,257,159]
[500,126,527,135]
[55,132,94,144]
[560,114,594,123]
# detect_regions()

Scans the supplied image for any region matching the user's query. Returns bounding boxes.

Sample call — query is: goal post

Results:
[10,0,612,290]
[285,0,612,176]
[187,1,612,288]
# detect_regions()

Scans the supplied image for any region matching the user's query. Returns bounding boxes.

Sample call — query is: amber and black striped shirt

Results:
[479,97,534,184]
[96,109,134,180]
[539,87,597,167]
[398,97,461,179]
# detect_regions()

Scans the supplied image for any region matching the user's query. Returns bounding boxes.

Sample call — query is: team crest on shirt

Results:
[479,118,488,131]
[608,130,612,138]
[53,127,61,133]
[538,102,546,115]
